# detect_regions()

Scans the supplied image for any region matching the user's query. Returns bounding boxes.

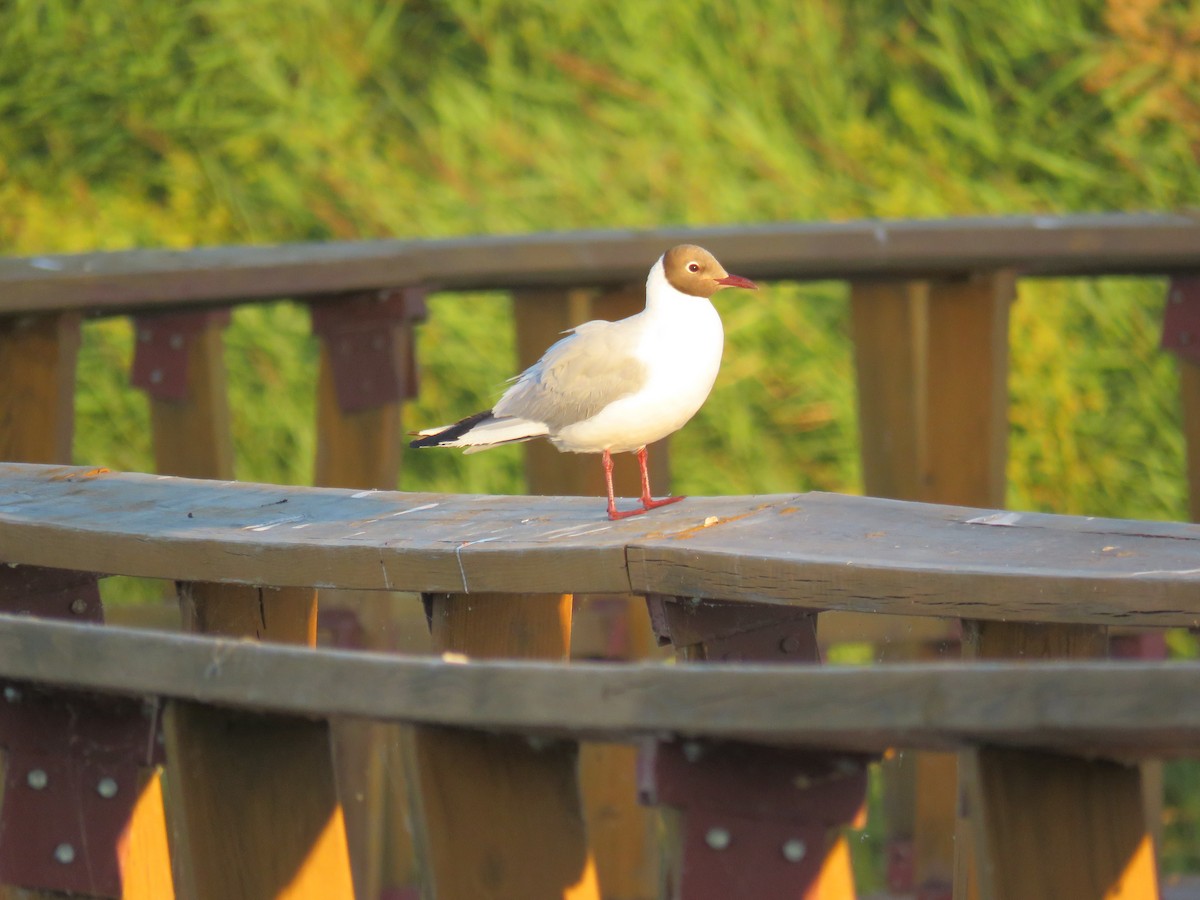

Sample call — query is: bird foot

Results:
[643,495,686,510]
[607,495,687,520]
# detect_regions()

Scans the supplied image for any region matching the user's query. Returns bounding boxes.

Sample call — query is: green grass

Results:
[4,0,1200,879]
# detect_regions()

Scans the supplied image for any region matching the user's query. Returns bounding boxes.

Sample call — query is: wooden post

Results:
[961,622,1158,900]
[134,313,235,481]
[850,272,1013,896]
[134,313,354,899]
[0,316,174,900]
[311,296,423,900]
[408,593,600,900]
[0,313,80,464]
[513,286,663,899]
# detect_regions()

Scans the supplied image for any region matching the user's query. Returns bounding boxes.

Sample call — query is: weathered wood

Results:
[145,318,235,480]
[3,465,1200,626]
[2,214,1199,316]
[4,614,1200,757]
[409,593,599,899]
[0,314,80,464]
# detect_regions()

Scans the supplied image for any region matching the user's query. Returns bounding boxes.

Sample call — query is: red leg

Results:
[604,449,647,520]
[637,446,685,511]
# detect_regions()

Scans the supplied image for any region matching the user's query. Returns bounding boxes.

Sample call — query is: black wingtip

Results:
[409,410,495,449]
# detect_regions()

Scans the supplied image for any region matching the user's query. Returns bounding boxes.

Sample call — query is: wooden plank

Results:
[2,214,1198,317]
[4,615,1200,758]
[0,314,79,464]
[409,593,599,899]
[2,466,1200,626]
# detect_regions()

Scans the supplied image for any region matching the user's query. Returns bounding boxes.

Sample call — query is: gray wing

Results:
[494,319,648,430]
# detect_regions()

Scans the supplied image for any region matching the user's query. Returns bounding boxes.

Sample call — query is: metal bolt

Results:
[54,843,75,864]
[69,597,88,615]
[149,369,163,384]
[681,741,703,763]
[782,839,807,862]
[705,827,731,850]
[169,333,184,350]
[4,686,20,703]
[780,634,805,654]
[1181,332,1192,345]
[26,769,48,790]
[96,777,118,799]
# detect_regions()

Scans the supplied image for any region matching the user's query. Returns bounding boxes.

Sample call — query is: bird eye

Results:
[687,262,701,273]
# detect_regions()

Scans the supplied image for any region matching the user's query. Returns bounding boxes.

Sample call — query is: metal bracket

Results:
[310,288,428,413]
[130,309,232,402]
[0,564,103,621]
[639,740,870,900]
[0,683,163,898]
[1162,276,1200,365]
[0,566,165,897]
[645,594,820,662]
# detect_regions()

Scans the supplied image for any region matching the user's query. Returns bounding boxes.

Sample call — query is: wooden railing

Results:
[1,212,1199,899]
[1,463,1199,900]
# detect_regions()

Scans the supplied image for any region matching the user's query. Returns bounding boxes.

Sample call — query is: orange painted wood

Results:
[0,313,79,464]
[409,593,599,900]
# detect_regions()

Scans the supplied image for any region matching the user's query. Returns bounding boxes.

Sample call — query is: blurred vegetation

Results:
[3,0,1200,881]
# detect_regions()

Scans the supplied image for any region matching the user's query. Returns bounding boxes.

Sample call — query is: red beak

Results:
[715,273,758,291]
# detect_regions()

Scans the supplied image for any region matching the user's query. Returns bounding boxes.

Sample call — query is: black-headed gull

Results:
[411,245,757,519]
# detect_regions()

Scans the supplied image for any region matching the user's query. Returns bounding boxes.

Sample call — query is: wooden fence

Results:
[1,212,1199,899]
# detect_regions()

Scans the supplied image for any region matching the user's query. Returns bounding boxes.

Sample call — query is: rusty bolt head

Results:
[69,597,88,615]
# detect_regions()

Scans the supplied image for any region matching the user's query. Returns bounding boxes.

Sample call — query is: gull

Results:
[411,244,757,519]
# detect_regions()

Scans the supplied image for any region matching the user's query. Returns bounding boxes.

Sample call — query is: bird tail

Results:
[410,411,549,453]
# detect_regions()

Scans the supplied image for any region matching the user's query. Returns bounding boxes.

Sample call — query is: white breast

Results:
[551,263,724,454]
